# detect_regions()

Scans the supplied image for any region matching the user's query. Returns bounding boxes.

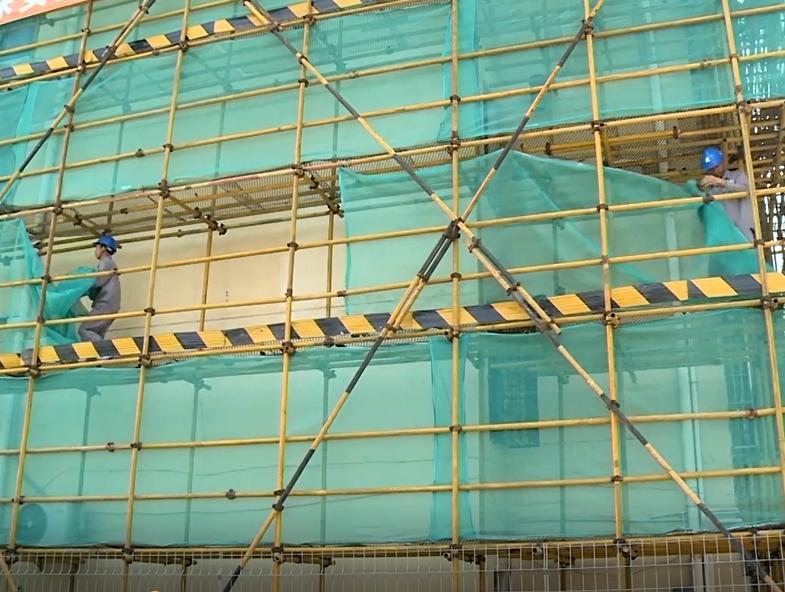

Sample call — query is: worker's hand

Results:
[700,175,726,188]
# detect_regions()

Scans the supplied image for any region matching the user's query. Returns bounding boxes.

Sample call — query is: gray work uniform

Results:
[707,169,754,242]
[78,255,121,342]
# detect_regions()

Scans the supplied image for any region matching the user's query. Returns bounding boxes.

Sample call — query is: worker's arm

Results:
[700,172,748,192]
[93,257,115,289]
[724,171,749,193]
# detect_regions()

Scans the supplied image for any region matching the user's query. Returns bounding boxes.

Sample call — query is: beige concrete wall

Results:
[49,214,347,338]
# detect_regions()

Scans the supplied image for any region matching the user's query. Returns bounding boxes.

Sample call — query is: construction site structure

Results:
[1,0,785,590]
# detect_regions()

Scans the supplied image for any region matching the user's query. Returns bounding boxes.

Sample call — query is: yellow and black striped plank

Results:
[0,0,377,82]
[0,272,780,370]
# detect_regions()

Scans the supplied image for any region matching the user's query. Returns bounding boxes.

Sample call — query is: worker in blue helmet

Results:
[78,234,121,343]
[699,146,754,241]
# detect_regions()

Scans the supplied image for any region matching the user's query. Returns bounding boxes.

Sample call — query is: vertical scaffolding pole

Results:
[273,7,313,590]
[582,1,629,589]
[227,4,785,589]
[325,209,335,317]
[0,0,156,207]
[5,2,95,561]
[448,0,462,589]
[198,197,216,331]
[121,1,191,588]
[719,0,785,530]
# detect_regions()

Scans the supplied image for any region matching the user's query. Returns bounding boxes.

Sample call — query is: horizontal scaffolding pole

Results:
[0,238,777,338]
[0,295,767,376]
[10,530,785,559]
[4,47,783,188]
[0,407,772,457]
[0,465,778,505]
[0,185,776,295]
[2,0,781,92]
[2,97,782,231]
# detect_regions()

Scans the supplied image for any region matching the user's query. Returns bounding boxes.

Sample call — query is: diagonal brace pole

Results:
[459,0,605,222]
[0,0,157,208]
[225,3,783,591]
[220,223,458,592]
[243,0,563,335]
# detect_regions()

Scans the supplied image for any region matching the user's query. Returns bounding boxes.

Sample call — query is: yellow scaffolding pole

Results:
[120,0,192,588]
[719,0,785,526]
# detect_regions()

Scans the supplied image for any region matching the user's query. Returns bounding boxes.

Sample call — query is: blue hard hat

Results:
[94,234,118,253]
[701,147,724,171]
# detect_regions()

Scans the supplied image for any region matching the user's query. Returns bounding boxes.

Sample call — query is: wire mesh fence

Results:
[4,534,785,592]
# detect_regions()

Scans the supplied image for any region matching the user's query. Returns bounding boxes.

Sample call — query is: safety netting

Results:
[0,219,94,352]
[0,307,782,546]
[0,0,784,206]
[341,150,760,314]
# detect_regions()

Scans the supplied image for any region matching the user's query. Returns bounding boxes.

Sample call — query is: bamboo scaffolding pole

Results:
[0,554,17,592]
[213,2,783,588]
[0,0,157,207]
[1,406,772,458]
[448,0,461,587]
[0,234,769,340]
[1,101,780,232]
[220,2,734,589]
[0,187,763,295]
[0,10,780,580]
[5,1,95,558]
[0,0,232,61]
[7,45,785,192]
[11,531,785,562]
[38,179,785,263]
[271,7,312,589]
[583,2,627,588]
[29,174,335,239]
[0,69,709,185]
[12,530,785,555]
[216,5,486,584]
[3,0,781,96]
[720,0,785,528]
[0,294,769,377]
[197,199,215,331]
[772,104,785,189]
[0,99,776,233]
[324,210,335,317]
[121,1,192,583]
[25,120,752,232]
[5,464,782,505]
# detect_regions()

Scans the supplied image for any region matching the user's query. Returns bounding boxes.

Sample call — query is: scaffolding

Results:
[1,0,785,590]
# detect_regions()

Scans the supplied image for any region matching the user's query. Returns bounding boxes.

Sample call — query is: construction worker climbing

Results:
[78,234,121,343]
[699,146,753,241]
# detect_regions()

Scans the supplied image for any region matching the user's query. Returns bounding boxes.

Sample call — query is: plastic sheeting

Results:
[1,0,784,206]
[0,308,782,546]
[341,150,759,314]
[0,219,94,352]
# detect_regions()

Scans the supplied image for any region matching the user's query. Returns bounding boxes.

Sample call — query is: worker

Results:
[699,146,754,242]
[78,234,121,343]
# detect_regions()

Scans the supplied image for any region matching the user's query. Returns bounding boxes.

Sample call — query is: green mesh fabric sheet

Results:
[1,0,784,206]
[341,150,759,314]
[0,219,94,352]
[0,308,782,546]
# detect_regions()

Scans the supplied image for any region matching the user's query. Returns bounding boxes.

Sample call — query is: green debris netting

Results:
[0,308,783,546]
[341,150,759,314]
[0,219,94,352]
[1,0,784,206]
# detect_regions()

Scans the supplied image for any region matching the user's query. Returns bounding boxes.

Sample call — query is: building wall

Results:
[49,214,348,337]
